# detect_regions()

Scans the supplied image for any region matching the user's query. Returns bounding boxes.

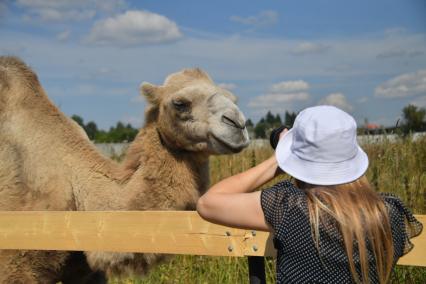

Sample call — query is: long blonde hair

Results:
[297,176,394,283]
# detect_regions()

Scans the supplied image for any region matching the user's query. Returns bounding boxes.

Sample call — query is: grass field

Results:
[113,135,426,283]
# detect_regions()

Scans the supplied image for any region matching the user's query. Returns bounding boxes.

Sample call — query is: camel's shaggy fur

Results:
[0,56,249,283]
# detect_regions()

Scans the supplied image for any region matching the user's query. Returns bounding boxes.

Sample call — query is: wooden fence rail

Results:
[0,211,424,267]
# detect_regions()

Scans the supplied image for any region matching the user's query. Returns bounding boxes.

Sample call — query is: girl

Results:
[197,105,422,283]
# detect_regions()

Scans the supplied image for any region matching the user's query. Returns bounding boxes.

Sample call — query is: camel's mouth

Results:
[210,133,248,154]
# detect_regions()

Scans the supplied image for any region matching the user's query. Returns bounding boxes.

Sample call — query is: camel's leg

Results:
[86,251,169,279]
[0,250,69,284]
[60,252,107,284]
[0,250,106,284]
[0,250,36,284]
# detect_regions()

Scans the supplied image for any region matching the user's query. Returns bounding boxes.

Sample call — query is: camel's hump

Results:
[0,56,41,103]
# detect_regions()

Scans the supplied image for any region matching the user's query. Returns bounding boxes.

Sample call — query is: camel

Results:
[0,56,249,283]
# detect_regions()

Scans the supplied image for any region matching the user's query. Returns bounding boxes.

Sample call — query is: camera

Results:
[269,125,290,150]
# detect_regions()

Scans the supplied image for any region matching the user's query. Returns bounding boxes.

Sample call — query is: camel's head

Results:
[140,68,249,154]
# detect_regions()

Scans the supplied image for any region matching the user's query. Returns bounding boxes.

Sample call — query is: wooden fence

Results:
[0,211,424,282]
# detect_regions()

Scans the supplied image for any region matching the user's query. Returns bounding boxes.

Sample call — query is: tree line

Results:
[245,110,297,139]
[71,115,138,143]
[248,104,426,138]
[400,104,426,134]
[71,104,425,143]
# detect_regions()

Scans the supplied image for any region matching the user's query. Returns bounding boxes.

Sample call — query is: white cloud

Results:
[51,83,132,97]
[248,92,310,108]
[374,69,426,98]
[270,80,309,93]
[97,67,113,75]
[218,83,237,90]
[230,10,278,28]
[376,49,425,59]
[36,9,95,22]
[121,115,143,128]
[411,96,426,108]
[384,27,406,37]
[318,93,353,112]
[16,0,126,22]
[56,30,70,41]
[248,79,310,114]
[325,63,352,73]
[408,51,425,57]
[291,42,330,55]
[85,10,182,46]
[94,0,127,13]
[376,49,406,59]
[357,97,369,104]
[3,25,425,127]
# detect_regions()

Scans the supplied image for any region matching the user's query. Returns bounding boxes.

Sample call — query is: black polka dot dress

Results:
[260,180,423,284]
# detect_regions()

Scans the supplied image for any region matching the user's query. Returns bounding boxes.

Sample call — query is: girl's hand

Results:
[272,128,288,176]
[279,128,289,140]
[270,125,289,150]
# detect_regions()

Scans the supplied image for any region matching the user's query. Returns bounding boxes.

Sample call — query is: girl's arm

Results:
[196,154,281,231]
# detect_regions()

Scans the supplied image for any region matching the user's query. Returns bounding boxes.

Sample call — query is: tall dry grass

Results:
[113,135,425,283]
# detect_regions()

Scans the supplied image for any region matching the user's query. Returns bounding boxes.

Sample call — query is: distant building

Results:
[366,123,380,130]
[363,123,381,134]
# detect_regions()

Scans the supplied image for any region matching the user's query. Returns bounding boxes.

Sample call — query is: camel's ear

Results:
[140,82,159,105]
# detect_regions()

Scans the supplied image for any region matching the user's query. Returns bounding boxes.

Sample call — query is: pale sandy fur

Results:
[0,56,248,283]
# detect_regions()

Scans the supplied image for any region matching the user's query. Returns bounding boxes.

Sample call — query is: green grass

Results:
[113,135,426,283]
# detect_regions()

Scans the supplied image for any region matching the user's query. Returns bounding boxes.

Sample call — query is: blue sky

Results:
[1,0,425,129]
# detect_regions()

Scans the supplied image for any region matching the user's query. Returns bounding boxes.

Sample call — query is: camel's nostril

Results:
[222,115,245,130]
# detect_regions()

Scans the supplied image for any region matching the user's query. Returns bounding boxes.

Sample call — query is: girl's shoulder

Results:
[379,192,407,206]
[268,179,303,196]
[260,179,305,233]
[379,192,423,255]
[379,192,419,222]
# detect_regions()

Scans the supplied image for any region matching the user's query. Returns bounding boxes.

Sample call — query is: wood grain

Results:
[0,211,423,266]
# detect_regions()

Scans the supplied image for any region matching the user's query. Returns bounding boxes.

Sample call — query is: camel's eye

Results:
[172,99,191,112]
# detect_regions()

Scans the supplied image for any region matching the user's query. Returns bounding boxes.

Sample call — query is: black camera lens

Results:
[269,125,289,150]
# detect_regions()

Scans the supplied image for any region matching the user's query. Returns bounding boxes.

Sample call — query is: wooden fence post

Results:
[248,256,266,284]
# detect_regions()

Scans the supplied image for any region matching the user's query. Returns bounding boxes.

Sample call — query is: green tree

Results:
[123,123,138,142]
[246,119,254,128]
[71,115,84,128]
[252,112,286,138]
[106,121,138,142]
[274,114,282,125]
[254,122,266,138]
[85,121,98,140]
[94,130,109,142]
[265,111,275,125]
[284,111,297,127]
[70,115,140,143]
[402,104,426,133]
[245,119,255,139]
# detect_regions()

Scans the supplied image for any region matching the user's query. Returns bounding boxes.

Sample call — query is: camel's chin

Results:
[208,133,249,154]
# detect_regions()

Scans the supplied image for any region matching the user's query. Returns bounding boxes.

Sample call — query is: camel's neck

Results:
[9,88,209,211]
[119,124,210,210]
[5,90,122,211]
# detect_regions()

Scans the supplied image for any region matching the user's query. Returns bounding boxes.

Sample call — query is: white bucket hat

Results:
[275,105,369,185]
